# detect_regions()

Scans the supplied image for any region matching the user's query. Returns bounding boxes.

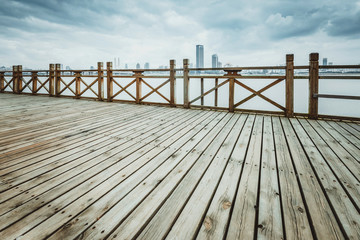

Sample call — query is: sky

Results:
[0,0,360,69]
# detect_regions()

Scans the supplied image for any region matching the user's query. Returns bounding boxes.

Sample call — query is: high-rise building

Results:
[212,54,218,68]
[323,58,328,65]
[144,62,150,69]
[125,64,128,69]
[136,63,141,69]
[218,62,222,68]
[196,45,204,68]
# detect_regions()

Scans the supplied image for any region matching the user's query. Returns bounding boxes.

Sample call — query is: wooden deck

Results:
[0,94,359,240]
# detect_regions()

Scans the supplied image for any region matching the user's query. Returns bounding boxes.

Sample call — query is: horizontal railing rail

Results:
[1,53,359,120]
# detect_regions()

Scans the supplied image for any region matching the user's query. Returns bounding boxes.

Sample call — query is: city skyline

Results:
[0,50,340,71]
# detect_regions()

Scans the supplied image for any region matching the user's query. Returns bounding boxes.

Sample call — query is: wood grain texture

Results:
[0,94,358,240]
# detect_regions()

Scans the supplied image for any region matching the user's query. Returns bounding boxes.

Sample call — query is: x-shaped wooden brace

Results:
[189,79,229,105]
[3,77,14,91]
[21,77,33,92]
[140,79,170,103]
[112,79,136,100]
[234,79,285,111]
[58,77,76,96]
[35,78,50,93]
[79,77,98,97]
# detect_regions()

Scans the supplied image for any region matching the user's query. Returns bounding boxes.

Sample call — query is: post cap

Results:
[286,54,294,62]
[310,53,319,61]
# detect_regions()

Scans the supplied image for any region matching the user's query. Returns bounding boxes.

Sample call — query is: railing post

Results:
[309,53,319,119]
[170,59,176,107]
[215,78,218,107]
[224,70,241,113]
[183,59,189,108]
[49,64,55,96]
[0,72,5,92]
[32,71,38,94]
[75,71,81,99]
[106,62,113,102]
[97,62,104,101]
[201,77,204,106]
[55,64,61,97]
[229,77,235,112]
[134,70,143,104]
[12,66,18,94]
[285,54,294,117]
[18,65,23,93]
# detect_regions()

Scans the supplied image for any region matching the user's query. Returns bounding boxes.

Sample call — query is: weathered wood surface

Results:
[0,94,359,240]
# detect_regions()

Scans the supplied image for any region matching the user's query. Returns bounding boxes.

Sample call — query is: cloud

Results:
[325,11,360,37]
[0,0,359,68]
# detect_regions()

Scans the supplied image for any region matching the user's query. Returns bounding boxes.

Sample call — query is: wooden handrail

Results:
[313,94,360,100]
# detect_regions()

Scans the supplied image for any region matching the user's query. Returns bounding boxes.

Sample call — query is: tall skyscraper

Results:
[144,62,150,69]
[212,54,218,68]
[323,58,328,65]
[136,63,141,69]
[196,45,204,68]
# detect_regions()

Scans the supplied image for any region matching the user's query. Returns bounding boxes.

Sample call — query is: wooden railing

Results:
[1,53,359,120]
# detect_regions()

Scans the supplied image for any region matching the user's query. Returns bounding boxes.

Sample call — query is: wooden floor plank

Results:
[317,120,360,162]
[337,122,360,139]
[327,121,360,151]
[107,114,237,239]
[272,117,313,240]
[226,115,263,240]
[292,118,360,239]
[281,117,344,240]
[196,114,255,240]
[256,116,283,240]
[165,114,248,239]
[348,122,360,132]
[304,119,360,181]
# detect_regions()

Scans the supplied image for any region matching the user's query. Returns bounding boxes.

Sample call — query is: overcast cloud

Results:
[0,0,359,68]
